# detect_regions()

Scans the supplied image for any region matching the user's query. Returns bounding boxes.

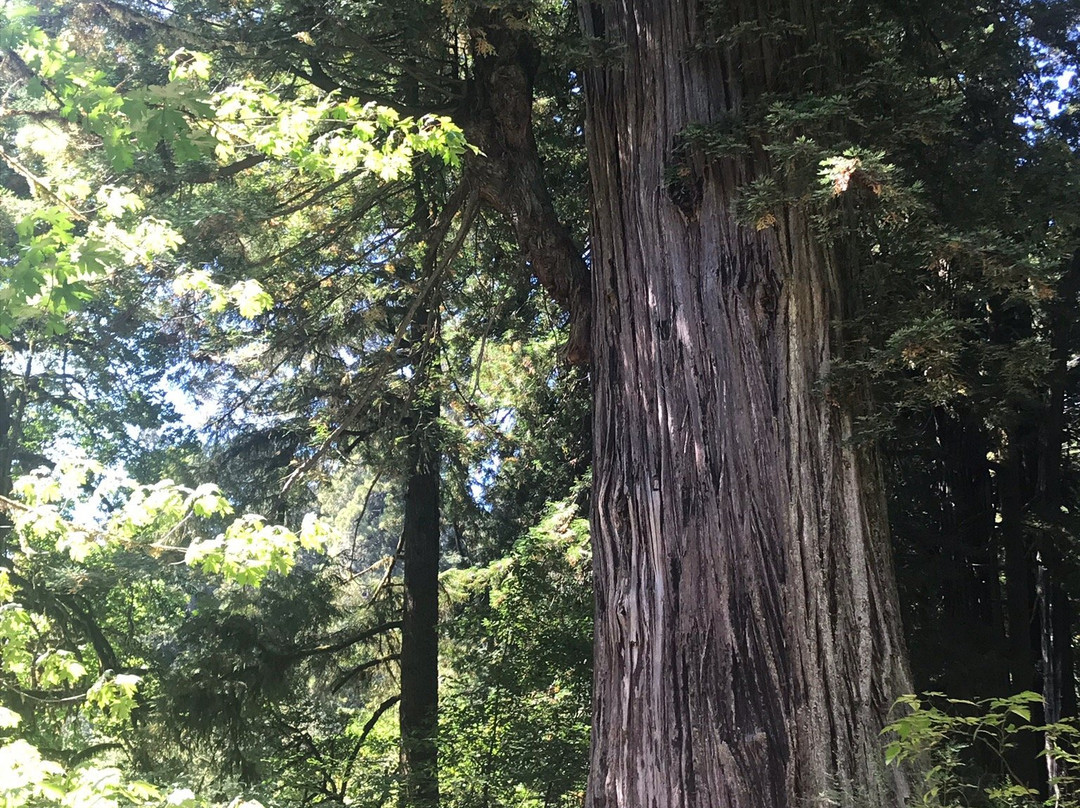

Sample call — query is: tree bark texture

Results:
[580,2,912,805]
[399,403,441,808]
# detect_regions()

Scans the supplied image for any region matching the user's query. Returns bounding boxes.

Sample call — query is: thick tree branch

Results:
[458,12,591,364]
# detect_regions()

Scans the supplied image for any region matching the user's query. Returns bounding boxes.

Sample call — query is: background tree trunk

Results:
[399,405,441,808]
[580,2,913,805]
[398,258,441,807]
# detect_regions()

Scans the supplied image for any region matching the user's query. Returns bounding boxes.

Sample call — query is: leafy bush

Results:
[885,692,1080,807]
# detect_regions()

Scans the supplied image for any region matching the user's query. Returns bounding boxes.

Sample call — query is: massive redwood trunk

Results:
[580,2,912,805]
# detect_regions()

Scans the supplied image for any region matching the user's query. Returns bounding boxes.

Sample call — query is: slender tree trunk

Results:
[999,442,1046,791]
[580,2,912,805]
[399,401,441,808]
[398,231,441,807]
[1040,251,1080,727]
[1034,249,1080,797]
